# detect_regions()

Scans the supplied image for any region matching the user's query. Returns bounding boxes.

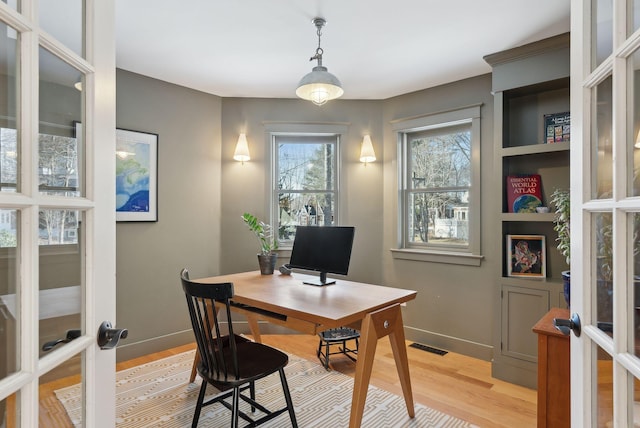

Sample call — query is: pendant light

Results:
[295,18,344,106]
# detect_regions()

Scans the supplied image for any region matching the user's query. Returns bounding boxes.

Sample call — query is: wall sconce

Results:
[233,133,250,164]
[359,135,376,165]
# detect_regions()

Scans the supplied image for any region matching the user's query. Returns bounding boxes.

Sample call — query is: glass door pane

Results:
[593,0,613,70]
[39,351,83,427]
[596,344,614,427]
[2,0,19,12]
[0,20,20,194]
[630,0,640,35]
[633,213,640,357]
[594,212,614,331]
[39,0,84,58]
[38,210,83,357]
[630,48,640,196]
[593,75,613,199]
[38,47,84,198]
[0,209,19,382]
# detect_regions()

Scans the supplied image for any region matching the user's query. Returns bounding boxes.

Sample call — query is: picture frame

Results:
[507,234,546,278]
[116,128,158,222]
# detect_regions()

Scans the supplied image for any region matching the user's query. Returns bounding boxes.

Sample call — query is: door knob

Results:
[553,313,581,337]
[42,329,81,351]
[97,321,128,350]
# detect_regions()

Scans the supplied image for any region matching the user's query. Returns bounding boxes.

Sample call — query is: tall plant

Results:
[241,213,278,255]
[550,189,570,265]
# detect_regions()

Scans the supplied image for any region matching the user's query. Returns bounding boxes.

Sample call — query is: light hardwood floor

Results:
[38,334,537,427]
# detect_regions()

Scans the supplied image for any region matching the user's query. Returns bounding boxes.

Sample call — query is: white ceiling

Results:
[114,0,571,100]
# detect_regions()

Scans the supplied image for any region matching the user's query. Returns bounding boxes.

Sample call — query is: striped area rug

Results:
[55,350,476,427]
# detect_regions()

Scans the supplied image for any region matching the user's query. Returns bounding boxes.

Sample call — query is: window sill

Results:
[390,248,484,266]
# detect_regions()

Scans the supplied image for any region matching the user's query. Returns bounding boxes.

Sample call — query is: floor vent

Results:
[409,343,448,356]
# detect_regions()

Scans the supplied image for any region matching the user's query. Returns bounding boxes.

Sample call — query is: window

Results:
[394,105,482,265]
[272,133,339,247]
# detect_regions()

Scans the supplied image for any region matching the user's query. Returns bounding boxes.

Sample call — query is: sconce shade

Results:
[360,135,376,163]
[296,67,344,106]
[635,129,640,149]
[234,134,250,162]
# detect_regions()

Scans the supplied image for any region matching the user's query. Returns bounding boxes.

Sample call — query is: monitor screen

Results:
[288,225,355,286]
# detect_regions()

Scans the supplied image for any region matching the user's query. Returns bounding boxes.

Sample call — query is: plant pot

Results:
[562,270,570,308]
[257,253,277,275]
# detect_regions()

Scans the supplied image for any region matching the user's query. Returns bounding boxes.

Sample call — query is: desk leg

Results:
[349,304,414,428]
[245,313,262,343]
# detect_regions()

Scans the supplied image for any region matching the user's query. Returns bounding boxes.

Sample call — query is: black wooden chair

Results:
[180,268,298,428]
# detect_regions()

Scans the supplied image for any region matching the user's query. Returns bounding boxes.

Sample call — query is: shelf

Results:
[501,213,556,222]
[501,141,569,158]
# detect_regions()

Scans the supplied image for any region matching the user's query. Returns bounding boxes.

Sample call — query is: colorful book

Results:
[544,112,570,144]
[506,174,542,213]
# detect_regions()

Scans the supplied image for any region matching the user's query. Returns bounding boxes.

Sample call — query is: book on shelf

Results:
[544,112,570,144]
[506,174,542,213]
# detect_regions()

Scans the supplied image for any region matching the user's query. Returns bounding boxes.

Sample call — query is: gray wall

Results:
[382,74,496,359]
[114,70,497,363]
[115,69,222,360]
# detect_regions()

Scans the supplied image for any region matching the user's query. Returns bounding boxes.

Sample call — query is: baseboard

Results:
[491,359,537,389]
[115,330,196,362]
[115,321,300,362]
[404,326,493,361]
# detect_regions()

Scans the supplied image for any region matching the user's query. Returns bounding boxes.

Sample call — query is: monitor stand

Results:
[302,271,335,286]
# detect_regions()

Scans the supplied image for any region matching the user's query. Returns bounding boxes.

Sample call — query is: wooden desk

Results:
[532,308,570,428]
[190,270,417,428]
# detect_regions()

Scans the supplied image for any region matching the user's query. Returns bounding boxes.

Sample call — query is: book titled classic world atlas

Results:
[506,174,542,213]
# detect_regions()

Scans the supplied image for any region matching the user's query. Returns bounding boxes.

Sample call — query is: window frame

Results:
[392,104,483,266]
[266,123,347,250]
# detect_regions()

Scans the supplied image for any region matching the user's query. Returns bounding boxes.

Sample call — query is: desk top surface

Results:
[195,271,417,327]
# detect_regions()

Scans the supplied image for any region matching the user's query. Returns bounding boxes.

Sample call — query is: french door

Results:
[0,1,116,426]
[571,0,640,426]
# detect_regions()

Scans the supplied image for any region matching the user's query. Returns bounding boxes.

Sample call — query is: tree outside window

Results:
[407,125,471,248]
[274,134,338,245]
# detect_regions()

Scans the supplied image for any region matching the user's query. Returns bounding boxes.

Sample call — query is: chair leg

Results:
[192,381,207,428]
[324,341,330,369]
[231,386,240,428]
[250,381,256,412]
[278,368,298,428]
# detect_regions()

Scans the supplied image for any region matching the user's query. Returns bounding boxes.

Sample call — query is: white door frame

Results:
[571,1,640,426]
[0,1,116,426]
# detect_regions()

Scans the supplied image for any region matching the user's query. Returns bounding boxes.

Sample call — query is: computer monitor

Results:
[288,225,355,286]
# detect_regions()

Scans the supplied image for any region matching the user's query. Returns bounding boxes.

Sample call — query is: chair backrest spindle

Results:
[180,269,238,382]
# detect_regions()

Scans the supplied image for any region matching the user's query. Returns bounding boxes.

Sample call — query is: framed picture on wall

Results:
[115,128,158,222]
[507,234,546,278]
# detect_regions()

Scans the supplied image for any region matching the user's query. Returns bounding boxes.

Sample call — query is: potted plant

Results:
[550,189,571,307]
[241,212,278,274]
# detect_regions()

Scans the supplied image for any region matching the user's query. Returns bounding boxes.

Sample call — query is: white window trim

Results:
[264,122,348,250]
[391,104,483,266]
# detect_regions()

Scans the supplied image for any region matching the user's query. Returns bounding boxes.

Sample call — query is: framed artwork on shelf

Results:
[115,128,158,222]
[507,234,546,278]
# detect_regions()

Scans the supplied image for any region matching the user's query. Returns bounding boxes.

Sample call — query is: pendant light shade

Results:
[296,18,343,106]
[296,67,343,106]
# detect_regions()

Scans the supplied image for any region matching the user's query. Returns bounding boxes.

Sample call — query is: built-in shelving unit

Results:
[485,33,570,389]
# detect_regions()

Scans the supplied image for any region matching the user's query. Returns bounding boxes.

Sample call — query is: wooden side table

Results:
[532,307,570,428]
